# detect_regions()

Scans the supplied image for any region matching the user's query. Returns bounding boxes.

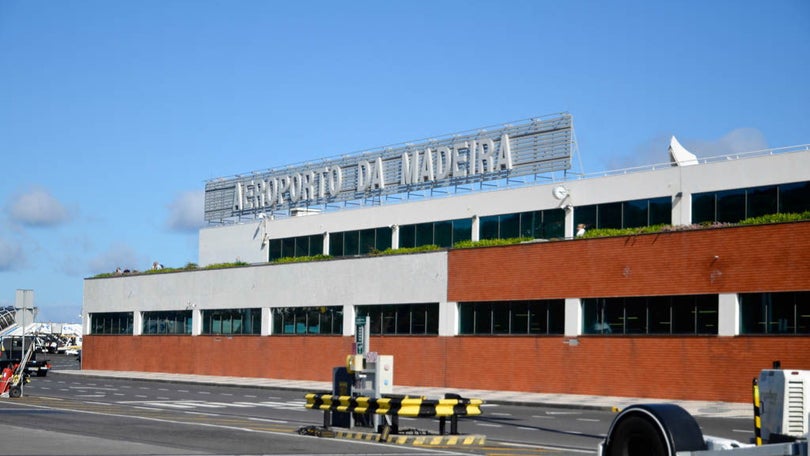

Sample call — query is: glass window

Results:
[329,232,344,257]
[598,202,623,229]
[359,229,376,254]
[716,189,746,223]
[459,300,564,335]
[740,292,810,335]
[623,200,648,228]
[281,238,295,258]
[543,209,565,239]
[272,306,343,335]
[492,302,510,334]
[649,197,671,225]
[310,234,323,256]
[584,295,717,335]
[747,186,778,219]
[415,223,434,247]
[511,302,529,334]
[344,230,359,256]
[434,221,453,247]
[202,308,261,335]
[499,213,520,239]
[779,181,810,214]
[479,215,499,240]
[399,224,416,248]
[452,218,472,244]
[142,311,192,335]
[574,205,597,232]
[624,298,647,334]
[268,239,282,261]
[375,227,392,251]
[358,304,438,335]
[692,193,716,224]
[294,236,308,257]
[90,312,133,335]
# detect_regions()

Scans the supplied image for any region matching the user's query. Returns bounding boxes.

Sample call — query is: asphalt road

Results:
[0,354,756,455]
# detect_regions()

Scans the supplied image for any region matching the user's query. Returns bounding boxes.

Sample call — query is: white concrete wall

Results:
[84,252,449,314]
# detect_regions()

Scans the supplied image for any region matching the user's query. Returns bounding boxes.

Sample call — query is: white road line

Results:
[491,412,512,416]
[733,429,753,433]
[577,418,600,422]
[475,423,502,428]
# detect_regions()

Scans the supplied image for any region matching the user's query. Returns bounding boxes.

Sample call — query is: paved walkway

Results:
[56,369,753,419]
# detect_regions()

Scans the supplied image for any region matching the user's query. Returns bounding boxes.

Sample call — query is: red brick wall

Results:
[448,222,810,300]
[84,334,810,403]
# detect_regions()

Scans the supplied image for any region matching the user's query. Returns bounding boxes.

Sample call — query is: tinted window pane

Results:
[479,215,499,240]
[543,209,565,238]
[492,303,509,334]
[452,218,472,244]
[375,227,392,251]
[716,189,746,223]
[459,303,474,334]
[648,297,671,334]
[574,205,597,231]
[779,181,810,214]
[499,213,520,239]
[344,231,359,256]
[359,229,376,254]
[295,236,308,257]
[329,232,344,256]
[624,298,647,334]
[511,302,529,334]
[747,186,778,218]
[399,225,415,248]
[434,221,453,247]
[281,238,295,258]
[598,202,623,229]
[415,223,434,247]
[692,193,716,224]
[269,239,282,261]
[310,234,323,256]
[649,197,671,225]
[475,303,492,334]
[623,200,648,228]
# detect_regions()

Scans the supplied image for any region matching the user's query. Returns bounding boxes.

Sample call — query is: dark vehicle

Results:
[1,336,51,377]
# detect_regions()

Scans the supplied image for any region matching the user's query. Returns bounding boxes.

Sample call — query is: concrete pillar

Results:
[564,298,582,337]
[439,301,457,336]
[718,293,739,336]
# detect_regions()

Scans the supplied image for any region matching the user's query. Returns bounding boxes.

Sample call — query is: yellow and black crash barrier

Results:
[304,392,484,444]
[305,392,483,418]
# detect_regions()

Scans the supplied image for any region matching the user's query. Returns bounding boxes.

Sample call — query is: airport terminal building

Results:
[82,114,810,403]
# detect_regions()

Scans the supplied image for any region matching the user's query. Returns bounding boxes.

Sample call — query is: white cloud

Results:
[166,190,205,233]
[87,243,146,275]
[7,187,71,227]
[686,127,768,157]
[609,127,769,170]
[0,236,25,271]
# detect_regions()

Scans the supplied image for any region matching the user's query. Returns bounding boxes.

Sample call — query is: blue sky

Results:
[1,1,808,323]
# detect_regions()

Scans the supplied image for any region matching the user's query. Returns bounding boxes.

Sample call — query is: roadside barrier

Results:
[304,392,483,418]
[304,392,483,438]
[752,378,762,446]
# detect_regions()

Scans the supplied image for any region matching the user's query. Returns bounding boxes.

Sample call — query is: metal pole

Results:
[752,377,762,446]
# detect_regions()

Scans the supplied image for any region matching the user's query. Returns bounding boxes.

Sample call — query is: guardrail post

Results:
[439,416,446,435]
[752,377,762,446]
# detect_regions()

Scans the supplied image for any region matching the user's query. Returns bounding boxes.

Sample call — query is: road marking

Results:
[491,412,512,416]
[475,423,502,428]
[577,418,600,422]
[733,429,753,434]
[532,415,555,419]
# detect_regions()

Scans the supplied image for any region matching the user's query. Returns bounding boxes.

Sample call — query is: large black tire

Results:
[9,385,21,398]
[604,404,706,456]
[606,414,669,456]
